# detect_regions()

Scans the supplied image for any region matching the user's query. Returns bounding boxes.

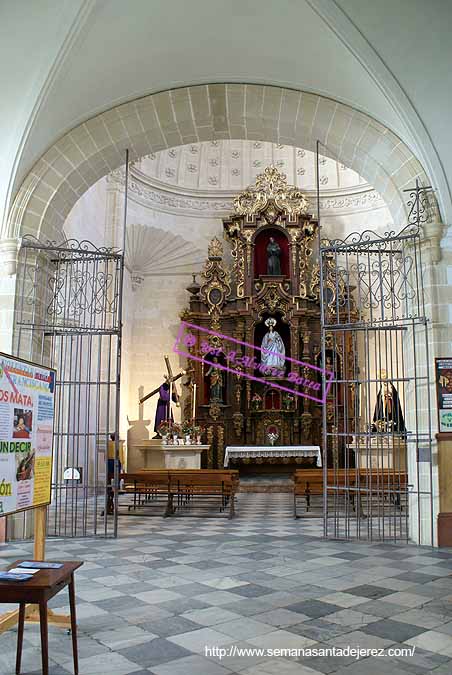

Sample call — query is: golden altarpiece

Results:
[181,167,356,469]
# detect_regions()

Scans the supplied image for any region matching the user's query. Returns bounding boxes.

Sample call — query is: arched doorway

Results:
[2,85,440,544]
[4,84,439,246]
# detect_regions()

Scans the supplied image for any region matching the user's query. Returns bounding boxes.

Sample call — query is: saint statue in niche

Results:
[372,370,406,433]
[261,318,286,371]
[206,357,224,403]
[267,237,282,275]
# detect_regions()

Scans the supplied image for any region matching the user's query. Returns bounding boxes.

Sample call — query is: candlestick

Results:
[169,380,172,428]
[192,383,197,422]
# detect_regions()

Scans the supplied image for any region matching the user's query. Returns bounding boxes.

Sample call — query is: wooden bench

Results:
[293,468,408,518]
[293,469,349,517]
[120,469,239,518]
[120,470,171,514]
[168,469,239,518]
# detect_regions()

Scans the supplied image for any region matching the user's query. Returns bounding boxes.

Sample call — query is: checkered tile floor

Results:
[1,493,452,675]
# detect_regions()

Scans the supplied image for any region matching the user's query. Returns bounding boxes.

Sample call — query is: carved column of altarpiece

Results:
[181,167,356,469]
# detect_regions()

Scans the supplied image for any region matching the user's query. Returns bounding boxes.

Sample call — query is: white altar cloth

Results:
[224,445,322,467]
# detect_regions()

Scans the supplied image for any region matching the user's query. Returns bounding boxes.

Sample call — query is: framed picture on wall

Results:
[435,358,452,433]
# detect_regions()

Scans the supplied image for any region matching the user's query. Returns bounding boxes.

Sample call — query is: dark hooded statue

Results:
[372,378,406,434]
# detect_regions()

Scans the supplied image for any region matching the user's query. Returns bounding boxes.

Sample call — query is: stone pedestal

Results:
[129,439,165,470]
[163,444,209,469]
[349,436,407,470]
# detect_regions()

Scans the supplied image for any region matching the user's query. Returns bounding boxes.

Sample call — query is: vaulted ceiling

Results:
[1,0,451,232]
[137,141,366,192]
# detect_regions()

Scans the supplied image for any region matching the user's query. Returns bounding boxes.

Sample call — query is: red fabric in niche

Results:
[254,230,289,277]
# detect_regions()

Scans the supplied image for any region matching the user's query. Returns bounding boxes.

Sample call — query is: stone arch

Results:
[4,83,438,243]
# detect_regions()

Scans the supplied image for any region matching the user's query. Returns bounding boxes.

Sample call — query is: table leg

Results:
[68,574,79,675]
[15,602,25,675]
[39,602,48,675]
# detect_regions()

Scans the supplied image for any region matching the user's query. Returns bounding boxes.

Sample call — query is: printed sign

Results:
[0,352,55,516]
[436,358,452,433]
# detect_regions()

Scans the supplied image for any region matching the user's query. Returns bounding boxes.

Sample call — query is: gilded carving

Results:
[234,166,309,217]
[179,308,191,321]
[234,376,243,406]
[207,327,222,348]
[302,331,311,359]
[256,415,282,445]
[209,402,221,421]
[300,412,312,441]
[309,261,320,301]
[177,163,356,460]
[232,412,244,438]
[242,229,253,276]
[231,238,245,299]
[208,236,224,258]
[332,424,339,470]
[256,282,289,318]
[326,400,335,423]
[233,319,245,341]
[206,426,214,468]
[289,231,299,279]
[217,425,225,468]
[200,237,231,316]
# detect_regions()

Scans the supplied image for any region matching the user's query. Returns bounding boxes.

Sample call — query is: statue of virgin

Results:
[261,318,286,371]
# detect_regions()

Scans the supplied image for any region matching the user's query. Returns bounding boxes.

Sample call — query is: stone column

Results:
[0,238,20,353]
[427,223,452,544]
[0,238,20,541]
[418,222,452,545]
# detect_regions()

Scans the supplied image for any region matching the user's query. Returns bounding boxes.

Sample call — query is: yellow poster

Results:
[0,353,55,517]
[33,456,52,505]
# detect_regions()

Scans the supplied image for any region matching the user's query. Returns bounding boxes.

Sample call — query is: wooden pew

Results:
[293,469,349,518]
[120,469,239,518]
[293,468,408,518]
[120,470,171,515]
[168,469,239,518]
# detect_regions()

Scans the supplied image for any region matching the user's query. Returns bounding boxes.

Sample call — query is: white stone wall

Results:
[64,178,109,248]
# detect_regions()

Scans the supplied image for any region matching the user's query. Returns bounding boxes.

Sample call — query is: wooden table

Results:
[0,560,83,675]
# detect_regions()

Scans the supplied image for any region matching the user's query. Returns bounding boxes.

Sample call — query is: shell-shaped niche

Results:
[126,224,205,276]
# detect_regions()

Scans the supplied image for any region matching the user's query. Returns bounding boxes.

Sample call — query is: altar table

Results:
[224,445,322,467]
[347,436,407,471]
[164,444,210,469]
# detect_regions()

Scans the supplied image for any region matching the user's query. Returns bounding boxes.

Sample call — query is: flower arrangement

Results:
[181,419,193,435]
[171,423,181,437]
[157,420,171,436]
[193,424,205,445]
[282,393,295,410]
[251,393,263,410]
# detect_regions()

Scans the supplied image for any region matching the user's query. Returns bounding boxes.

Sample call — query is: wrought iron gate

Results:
[320,186,434,545]
[14,236,124,537]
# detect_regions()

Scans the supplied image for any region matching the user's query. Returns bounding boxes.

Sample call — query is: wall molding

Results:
[107,166,388,219]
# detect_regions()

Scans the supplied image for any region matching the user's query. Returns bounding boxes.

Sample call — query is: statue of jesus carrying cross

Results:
[139,355,187,438]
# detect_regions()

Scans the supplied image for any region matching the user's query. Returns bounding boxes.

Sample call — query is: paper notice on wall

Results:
[436,358,452,432]
[0,353,55,517]
[33,456,52,505]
